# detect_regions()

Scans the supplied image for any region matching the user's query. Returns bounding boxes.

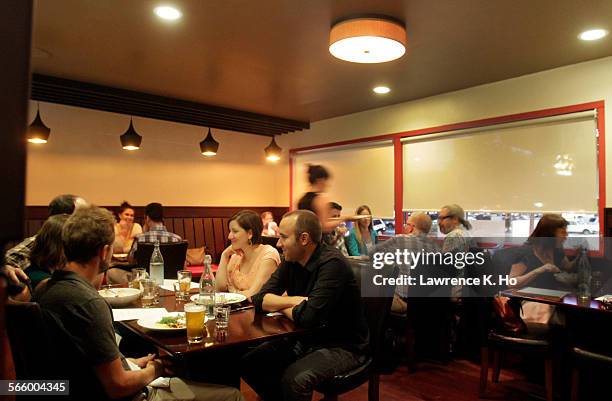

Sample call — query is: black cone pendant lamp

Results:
[120,118,142,150]
[200,128,219,157]
[27,104,51,144]
[265,136,282,161]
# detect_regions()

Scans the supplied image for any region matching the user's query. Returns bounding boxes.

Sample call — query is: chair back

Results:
[349,258,397,368]
[6,300,54,379]
[134,241,188,279]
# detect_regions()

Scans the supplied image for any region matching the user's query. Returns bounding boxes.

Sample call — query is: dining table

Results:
[112,285,307,386]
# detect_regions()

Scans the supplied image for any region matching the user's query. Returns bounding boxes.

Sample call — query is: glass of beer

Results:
[176,270,192,300]
[185,302,205,344]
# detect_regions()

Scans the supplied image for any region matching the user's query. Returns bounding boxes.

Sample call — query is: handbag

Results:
[185,247,205,266]
[492,296,526,334]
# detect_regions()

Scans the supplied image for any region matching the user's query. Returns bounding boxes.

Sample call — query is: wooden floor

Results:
[241,359,548,401]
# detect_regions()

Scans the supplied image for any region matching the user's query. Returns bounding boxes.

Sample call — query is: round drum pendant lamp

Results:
[329,16,407,63]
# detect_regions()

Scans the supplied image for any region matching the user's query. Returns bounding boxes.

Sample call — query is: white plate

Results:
[137,312,201,331]
[99,287,142,307]
[190,292,247,305]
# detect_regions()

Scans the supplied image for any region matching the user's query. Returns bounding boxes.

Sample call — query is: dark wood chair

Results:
[5,300,54,379]
[570,347,612,401]
[479,322,553,401]
[134,240,188,280]
[316,258,397,401]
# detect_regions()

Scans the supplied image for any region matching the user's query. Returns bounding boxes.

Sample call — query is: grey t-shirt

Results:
[34,270,125,400]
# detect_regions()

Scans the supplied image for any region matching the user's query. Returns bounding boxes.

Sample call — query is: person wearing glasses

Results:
[438,204,473,253]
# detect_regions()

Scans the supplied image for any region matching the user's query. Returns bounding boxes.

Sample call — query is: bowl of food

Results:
[98,287,142,307]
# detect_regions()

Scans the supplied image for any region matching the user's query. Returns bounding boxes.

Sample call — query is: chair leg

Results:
[479,347,489,398]
[368,374,380,401]
[492,350,502,383]
[406,327,417,373]
[544,358,554,401]
[570,368,579,401]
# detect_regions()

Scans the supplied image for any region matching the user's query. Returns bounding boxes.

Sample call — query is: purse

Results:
[185,247,205,266]
[492,296,526,334]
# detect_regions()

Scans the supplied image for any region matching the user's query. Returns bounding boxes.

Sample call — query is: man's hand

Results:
[130,353,156,368]
[145,359,164,380]
[2,265,28,285]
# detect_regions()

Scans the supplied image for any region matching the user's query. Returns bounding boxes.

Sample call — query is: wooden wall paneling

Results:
[173,218,185,240]
[183,218,195,248]
[222,218,230,243]
[203,218,215,256]
[164,218,174,234]
[212,218,225,259]
[194,218,205,249]
[27,219,43,237]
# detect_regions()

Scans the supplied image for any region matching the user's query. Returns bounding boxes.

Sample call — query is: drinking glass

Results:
[131,268,147,290]
[141,279,158,307]
[177,270,192,300]
[185,302,205,344]
[215,304,231,331]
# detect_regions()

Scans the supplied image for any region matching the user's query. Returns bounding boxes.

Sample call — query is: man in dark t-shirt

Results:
[242,210,369,401]
[35,206,242,401]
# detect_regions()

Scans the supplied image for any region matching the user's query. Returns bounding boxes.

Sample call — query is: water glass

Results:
[176,270,192,300]
[185,303,205,344]
[130,268,147,290]
[215,304,231,331]
[141,279,158,307]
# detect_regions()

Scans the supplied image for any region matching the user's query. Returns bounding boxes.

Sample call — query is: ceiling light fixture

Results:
[27,103,51,144]
[120,118,142,150]
[329,15,407,63]
[154,5,182,20]
[200,128,219,156]
[578,29,608,41]
[264,136,282,161]
[373,86,391,94]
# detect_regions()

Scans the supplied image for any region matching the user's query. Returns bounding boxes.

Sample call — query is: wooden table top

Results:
[116,292,304,357]
[501,289,612,313]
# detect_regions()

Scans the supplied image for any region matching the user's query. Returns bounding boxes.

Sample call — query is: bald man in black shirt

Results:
[242,210,369,401]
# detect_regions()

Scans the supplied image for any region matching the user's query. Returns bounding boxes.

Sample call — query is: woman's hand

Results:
[221,245,237,263]
[538,263,560,274]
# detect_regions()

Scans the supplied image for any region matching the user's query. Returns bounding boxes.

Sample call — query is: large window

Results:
[401,111,600,248]
[292,142,395,217]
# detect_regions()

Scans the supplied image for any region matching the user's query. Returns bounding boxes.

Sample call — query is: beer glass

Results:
[185,302,205,344]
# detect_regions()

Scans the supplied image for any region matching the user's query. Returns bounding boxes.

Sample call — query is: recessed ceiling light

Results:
[534,202,544,208]
[154,5,182,21]
[578,29,608,41]
[373,86,391,94]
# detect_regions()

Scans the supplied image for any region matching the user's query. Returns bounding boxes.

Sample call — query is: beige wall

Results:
[26,102,290,206]
[27,56,612,209]
[285,56,612,206]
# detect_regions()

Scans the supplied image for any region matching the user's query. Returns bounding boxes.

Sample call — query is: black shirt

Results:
[253,244,369,353]
[34,270,127,401]
[519,246,565,290]
[297,191,318,213]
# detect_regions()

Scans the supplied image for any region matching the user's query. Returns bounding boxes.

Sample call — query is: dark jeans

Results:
[241,338,364,401]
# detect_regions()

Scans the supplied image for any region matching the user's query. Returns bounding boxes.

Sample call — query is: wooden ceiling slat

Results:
[31,74,309,136]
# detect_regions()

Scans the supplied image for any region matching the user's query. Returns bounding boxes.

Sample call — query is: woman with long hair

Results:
[346,205,377,256]
[509,214,575,289]
[26,213,69,291]
[113,201,142,253]
[215,210,281,299]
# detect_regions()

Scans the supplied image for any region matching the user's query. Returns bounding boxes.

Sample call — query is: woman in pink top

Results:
[215,210,281,299]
